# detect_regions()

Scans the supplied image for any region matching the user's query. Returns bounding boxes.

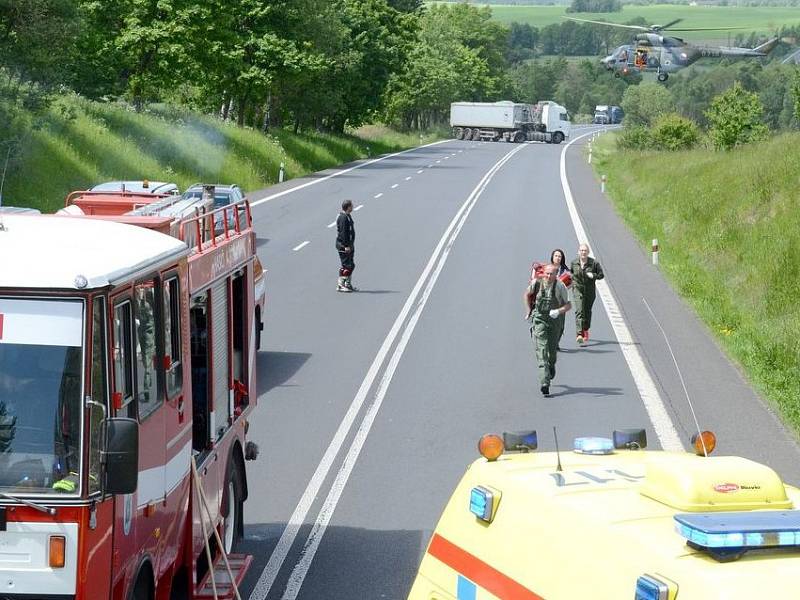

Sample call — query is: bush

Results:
[616,124,651,150]
[706,82,769,150]
[651,113,700,151]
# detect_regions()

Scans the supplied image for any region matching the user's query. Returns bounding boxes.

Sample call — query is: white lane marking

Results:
[326,221,336,228]
[559,132,683,451]
[374,193,383,199]
[443,156,450,160]
[354,204,363,211]
[427,164,434,168]
[417,169,423,174]
[279,143,528,600]
[458,150,463,153]
[391,184,399,189]
[292,241,310,252]
[435,160,441,164]
[250,140,449,207]
[405,176,412,181]
[248,144,528,600]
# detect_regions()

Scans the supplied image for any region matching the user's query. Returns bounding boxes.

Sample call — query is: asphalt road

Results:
[234,128,800,600]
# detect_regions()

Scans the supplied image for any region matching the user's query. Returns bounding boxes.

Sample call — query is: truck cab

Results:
[594,105,610,124]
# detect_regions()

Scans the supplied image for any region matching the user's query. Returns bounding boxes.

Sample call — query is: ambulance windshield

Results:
[0,298,84,496]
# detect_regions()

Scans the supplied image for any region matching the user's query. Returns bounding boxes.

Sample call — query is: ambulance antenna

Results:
[642,298,708,457]
[553,426,563,472]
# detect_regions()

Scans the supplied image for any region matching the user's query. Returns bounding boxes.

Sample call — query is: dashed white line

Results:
[417,170,423,174]
[292,241,310,252]
[354,204,363,211]
[435,160,441,164]
[260,143,528,600]
[391,184,399,189]
[405,176,412,181]
[427,164,434,168]
[458,150,463,153]
[327,221,336,228]
[373,193,383,199]
[443,156,450,160]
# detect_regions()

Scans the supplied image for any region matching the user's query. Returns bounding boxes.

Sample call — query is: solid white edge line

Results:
[292,241,310,252]
[247,144,527,600]
[559,132,683,451]
[354,204,363,211]
[250,140,449,208]
[280,143,529,600]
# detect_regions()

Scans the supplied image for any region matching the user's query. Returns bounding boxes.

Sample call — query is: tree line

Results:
[1,0,798,140]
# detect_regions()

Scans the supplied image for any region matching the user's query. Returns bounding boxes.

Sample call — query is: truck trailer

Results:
[450,101,571,144]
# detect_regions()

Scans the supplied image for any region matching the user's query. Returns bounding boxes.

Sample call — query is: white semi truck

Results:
[450,100,571,144]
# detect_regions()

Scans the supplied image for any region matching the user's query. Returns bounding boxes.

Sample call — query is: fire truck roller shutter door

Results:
[211,279,230,443]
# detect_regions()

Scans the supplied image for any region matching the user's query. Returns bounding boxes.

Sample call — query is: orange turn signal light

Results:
[478,434,504,462]
[49,535,66,568]
[691,431,717,456]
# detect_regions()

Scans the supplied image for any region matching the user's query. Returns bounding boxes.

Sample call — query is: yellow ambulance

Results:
[408,429,800,599]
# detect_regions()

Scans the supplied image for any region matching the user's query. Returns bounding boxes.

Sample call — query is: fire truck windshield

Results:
[0,298,84,496]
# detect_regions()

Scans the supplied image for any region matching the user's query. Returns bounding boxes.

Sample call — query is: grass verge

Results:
[2,95,443,213]
[592,131,800,433]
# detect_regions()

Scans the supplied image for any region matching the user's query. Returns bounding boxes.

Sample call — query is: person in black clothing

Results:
[336,199,357,292]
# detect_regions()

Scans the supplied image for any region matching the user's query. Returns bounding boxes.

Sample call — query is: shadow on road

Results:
[352,289,399,295]
[256,351,312,395]
[549,384,624,398]
[235,523,427,600]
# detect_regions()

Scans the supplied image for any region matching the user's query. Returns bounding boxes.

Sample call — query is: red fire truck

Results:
[0,188,265,599]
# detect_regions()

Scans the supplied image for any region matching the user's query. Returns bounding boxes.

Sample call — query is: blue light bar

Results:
[635,575,668,600]
[469,486,495,522]
[573,437,614,455]
[675,511,800,550]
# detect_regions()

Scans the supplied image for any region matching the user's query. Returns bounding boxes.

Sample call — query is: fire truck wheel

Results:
[222,459,244,554]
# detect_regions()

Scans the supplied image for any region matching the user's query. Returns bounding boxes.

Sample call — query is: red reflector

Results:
[112,392,123,411]
[0,313,4,339]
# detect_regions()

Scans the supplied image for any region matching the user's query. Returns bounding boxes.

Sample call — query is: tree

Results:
[706,82,769,150]
[383,3,512,129]
[0,0,79,86]
[620,83,674,127]
[791,68,800,126]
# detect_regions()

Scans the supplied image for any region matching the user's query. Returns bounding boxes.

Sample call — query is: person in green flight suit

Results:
[524,263,571,397]
[570,243,605,345]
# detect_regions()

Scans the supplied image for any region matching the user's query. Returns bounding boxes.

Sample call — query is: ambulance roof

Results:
[411,448,800,599]
[0,214,188,290]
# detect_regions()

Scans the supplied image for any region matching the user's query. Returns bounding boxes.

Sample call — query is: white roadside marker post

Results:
[652,239,659,266]
[601,174,607,193]
[279,162,285,183]
[588,143,592,164]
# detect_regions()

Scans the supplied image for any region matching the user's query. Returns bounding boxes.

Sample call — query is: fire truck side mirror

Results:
[102,418,139,495]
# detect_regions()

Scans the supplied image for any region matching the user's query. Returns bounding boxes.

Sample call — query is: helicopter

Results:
[566,17,779,82]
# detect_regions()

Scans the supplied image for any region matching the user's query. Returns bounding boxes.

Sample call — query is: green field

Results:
[591,131,800,433]
[475,4,800,41]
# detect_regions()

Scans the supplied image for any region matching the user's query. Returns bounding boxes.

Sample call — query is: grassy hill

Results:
[473,3,800,42]
[592,132,800,432]
[1,95,439,213]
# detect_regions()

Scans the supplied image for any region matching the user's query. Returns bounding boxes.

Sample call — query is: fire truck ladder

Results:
[191,457,251,600]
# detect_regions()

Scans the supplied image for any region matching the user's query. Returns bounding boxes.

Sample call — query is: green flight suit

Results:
[530,279,570,386]
[570,257,605,335]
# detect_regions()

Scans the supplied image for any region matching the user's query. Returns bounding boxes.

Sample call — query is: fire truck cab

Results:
[0,195,263,600]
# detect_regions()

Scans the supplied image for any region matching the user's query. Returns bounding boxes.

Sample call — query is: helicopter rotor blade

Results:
[562,16,649,31]
[654,18,683,31]
[668,26,753,32]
